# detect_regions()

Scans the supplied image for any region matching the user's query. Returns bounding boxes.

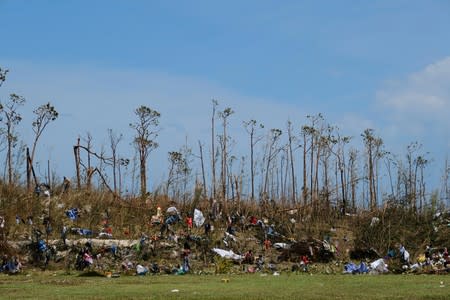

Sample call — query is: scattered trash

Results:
[98,232,113,239]
[71,228,93,236]
[136,264,148,275]
[369,258,388,274]
[193,209,205,227]
[171,289,180,293]
[274,243,290,250]
[166,206,178,215]
[65,208,79,220]
[370,217,380,227]
[399,245,410,264]
[212,248,243,261]
[343,262,369,274]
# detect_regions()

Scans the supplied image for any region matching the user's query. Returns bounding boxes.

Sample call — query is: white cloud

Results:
[376,56,450,134]
[373,56,450,173]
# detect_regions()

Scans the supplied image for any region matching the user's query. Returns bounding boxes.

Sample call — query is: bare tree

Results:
[0,94,25,185]
[362,128,383,210]
[107,129,123,196]
[399,142,429,212]
[301,125,309,205]
[347,148,358,212]
[211,99,218,199]
[0,67,8,88]
[27,102,58,190]
[441,157,450,206]
[415,155,429,212]
[315,124,335,209]
[198,140,207,198]
[218,107,234,201]
[287,120,297,205]
[302,113,325,208]
[263,128,282,197]
[73,133,113,192]
[328,129,351,214]
[74,137,81,189]
[166,151,184,197]
[84,133,94,190]
[179,138,193,204]
[384,152,396,199]
[243,119,264,202]
[130,105,160,198]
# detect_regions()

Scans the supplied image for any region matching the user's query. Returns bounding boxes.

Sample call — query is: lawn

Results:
[0,271,449,299]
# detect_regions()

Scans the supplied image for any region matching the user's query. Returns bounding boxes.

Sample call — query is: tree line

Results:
[1,67,449,215]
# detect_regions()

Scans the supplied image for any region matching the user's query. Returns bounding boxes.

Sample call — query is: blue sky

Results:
[1,0,449,194]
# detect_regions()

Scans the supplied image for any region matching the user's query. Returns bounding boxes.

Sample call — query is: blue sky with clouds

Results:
[1,0,449,193]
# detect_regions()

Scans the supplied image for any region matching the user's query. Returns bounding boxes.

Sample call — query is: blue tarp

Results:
[38,240,47,252]
[344,262,369,274]
[66,208,79,220]
[71,228,93,236]
[165,214,180,225]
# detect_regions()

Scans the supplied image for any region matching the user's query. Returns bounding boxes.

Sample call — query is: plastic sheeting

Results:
[370,258,388,273]
[193,209,205,227]
[344,262,369,274]
[167,206,178,215]
[212,248,243,261]
[274,243,290,250]
[399,245,410,263]
[136,264,148,275]
[66,208,79,220]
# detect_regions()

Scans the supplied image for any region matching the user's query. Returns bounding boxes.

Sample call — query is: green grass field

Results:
[1,271,449,299]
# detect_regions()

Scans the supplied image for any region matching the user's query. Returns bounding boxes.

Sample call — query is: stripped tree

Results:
[0,94,25,185]
[243,119,264,203]
[130,105,160,198]
[210,99,218,199]
[28,102,58,190]
[362,129,383,211]
[107,129,123,196]
[218,106,234,201]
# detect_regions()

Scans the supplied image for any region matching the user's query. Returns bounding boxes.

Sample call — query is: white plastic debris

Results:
[212,248,243,261]
[273,243,290,250]
[370,217,380,227]
[167,206,178,215]
[194,209,205,227]
[370,258,388,273]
